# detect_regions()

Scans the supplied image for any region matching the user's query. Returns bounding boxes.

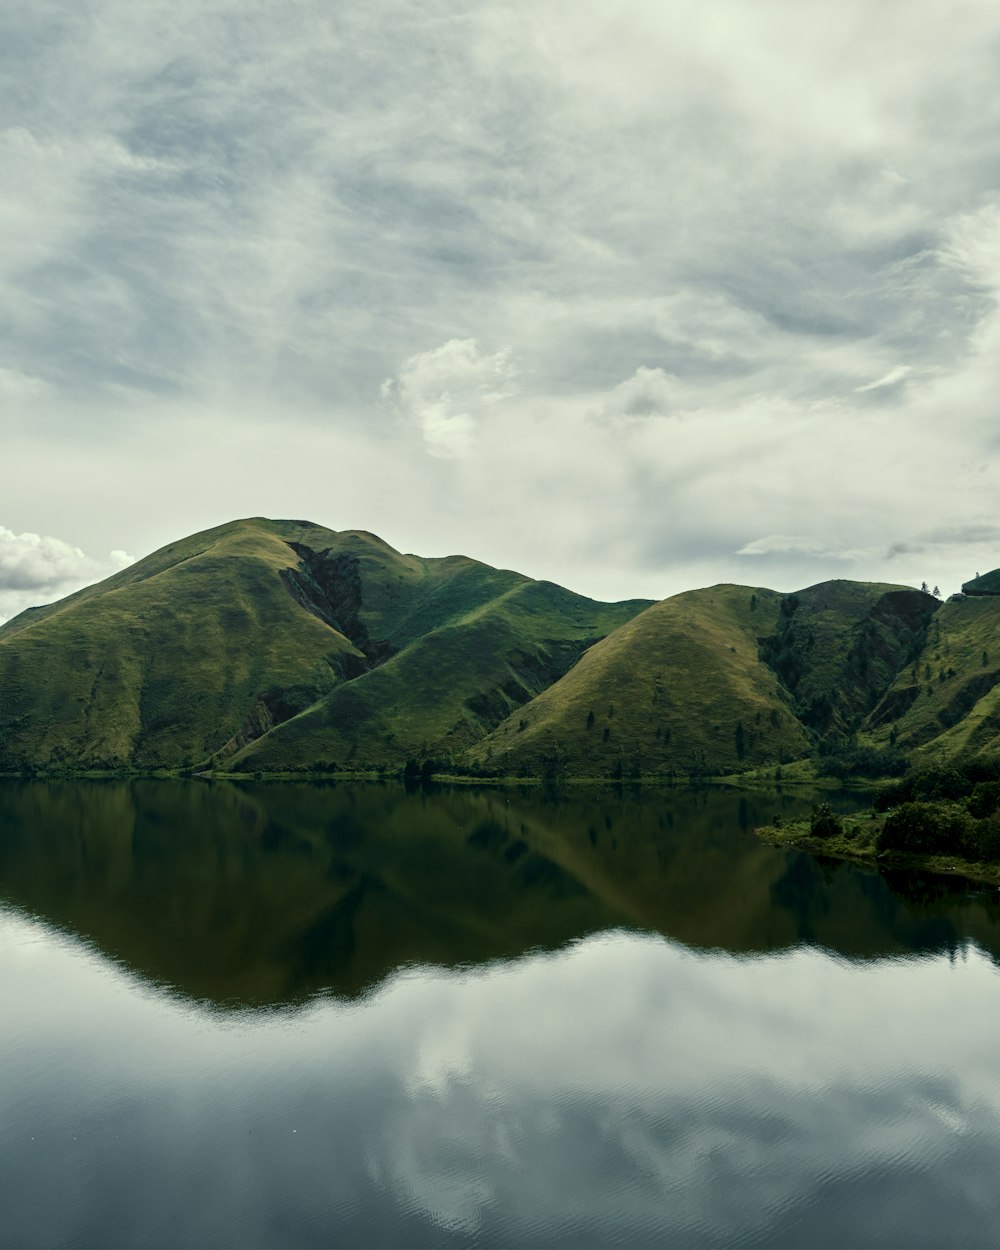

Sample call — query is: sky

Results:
[3,0,1000,622]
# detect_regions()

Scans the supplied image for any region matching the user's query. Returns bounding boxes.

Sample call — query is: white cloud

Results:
[0,527,134,625]
[735,535,863,560]
[596,367,678,421]
[855,365,910,393]
[939,204,1000,291]
[737,536,828,559]
[2,0,1000,601]
[0,366,48,398]
[383,339,516,458]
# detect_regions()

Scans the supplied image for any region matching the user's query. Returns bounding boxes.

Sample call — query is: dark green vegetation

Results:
[472,579,946,779]
[759,759,1000,886]
[962,569,1000,596]
[3,779,997,1007]
[858,595,1000,764]
[1,515,999,784]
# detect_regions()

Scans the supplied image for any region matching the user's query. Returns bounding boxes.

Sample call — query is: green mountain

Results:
[864,594,1000,762]
[468,580,939,778]
[1,515,998,778]
[0,517,648,773]
[467,585,808,776]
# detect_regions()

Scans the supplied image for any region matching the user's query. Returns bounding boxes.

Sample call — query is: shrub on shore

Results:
[809,802,842,839]
[876,802,971,856]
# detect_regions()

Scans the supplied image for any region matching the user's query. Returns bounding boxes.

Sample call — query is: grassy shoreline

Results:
[0,763,854,788]
[6,762,996,887]
[756,813,1000,888]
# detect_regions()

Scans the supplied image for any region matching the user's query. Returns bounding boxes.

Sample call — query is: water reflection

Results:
[0,780,998,1007]
[3,781,1000,1248]
[1,913,999,1249]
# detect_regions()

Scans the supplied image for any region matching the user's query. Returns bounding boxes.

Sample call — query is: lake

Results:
[1,780,999,1248]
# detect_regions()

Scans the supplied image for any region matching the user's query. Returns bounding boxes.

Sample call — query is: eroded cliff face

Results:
[214,545,399,761]
[758,586,939,739]
[281,544,396,668]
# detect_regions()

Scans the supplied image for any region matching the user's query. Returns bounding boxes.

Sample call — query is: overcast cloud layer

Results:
[3,0,1000,619]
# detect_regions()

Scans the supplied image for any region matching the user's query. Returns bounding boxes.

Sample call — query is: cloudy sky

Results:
[3,0,1000,621]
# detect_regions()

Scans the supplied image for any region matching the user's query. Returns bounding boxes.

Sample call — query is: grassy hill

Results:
[863,595,1000,762]
[759,581,937,738]
[0,519,369,769]
[0,518,648,773]
[2,513,996,779]
[228,578,646,772]
[466,585,809,777]
[467,581,936,779]
[962,570,1000,596]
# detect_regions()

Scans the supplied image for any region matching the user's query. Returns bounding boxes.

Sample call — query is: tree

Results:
[586,710,595,730]
[810,802,841,839]
[932,585,941,598]
[921,580,929,593]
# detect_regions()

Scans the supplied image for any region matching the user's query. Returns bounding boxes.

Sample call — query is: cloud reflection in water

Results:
[1,912,999,1248]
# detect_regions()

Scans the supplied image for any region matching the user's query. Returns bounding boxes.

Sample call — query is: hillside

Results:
[467,585,808,777]
[758,581,937,738]
[228,578,645,771]
[0,519,363,769]
[0,518,648,772]
[864,595,1000,762]
[468,581,938,778]
[1,514,997,779]
[962,570,1000,596]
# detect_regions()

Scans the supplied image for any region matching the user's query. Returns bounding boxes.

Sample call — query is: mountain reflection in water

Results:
[3,781,1000,1250]
[0,779,997,1007]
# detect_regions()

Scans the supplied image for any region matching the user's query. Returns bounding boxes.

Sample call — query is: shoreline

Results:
[0,765,856,789]
[756,815,1000,889]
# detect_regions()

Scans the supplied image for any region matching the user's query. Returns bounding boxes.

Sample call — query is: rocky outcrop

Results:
[281,544,395,667]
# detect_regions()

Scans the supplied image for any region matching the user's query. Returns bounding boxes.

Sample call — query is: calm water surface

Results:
[1,780,999,1247]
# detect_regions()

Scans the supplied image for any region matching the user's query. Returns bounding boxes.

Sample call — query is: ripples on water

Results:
[1,780,999,1248]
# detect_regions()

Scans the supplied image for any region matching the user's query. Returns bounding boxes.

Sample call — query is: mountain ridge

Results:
[1,516,998,777]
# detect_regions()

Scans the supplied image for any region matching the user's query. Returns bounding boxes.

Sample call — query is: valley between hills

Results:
[1,516,999,786]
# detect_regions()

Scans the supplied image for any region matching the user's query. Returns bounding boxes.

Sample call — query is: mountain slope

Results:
[467,580,938,778]
[467,585,811,776]
[759,580,938,738]
[864,594,1000,761]
[962,570,1000,596]
[228,577,648,770]
[0,519,365,769]
[0,517,649,772]
[2,514,995,779]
